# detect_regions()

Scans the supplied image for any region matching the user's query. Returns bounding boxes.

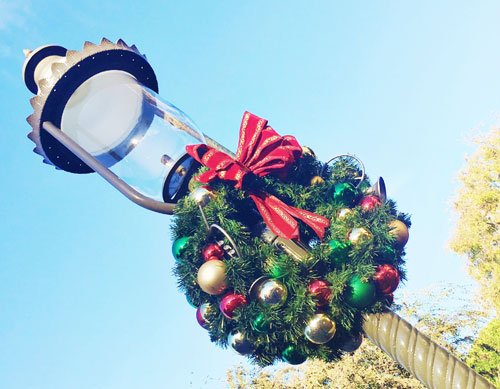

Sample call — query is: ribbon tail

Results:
[249,193,300,240]
[265,194,330,241]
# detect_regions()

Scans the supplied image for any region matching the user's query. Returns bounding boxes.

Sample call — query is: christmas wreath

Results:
[171,112,410,366]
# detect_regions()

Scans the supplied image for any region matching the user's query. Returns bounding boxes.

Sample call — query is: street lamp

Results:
[22,38,494,389]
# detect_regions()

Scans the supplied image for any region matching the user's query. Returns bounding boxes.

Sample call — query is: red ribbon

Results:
[186,112,330,240]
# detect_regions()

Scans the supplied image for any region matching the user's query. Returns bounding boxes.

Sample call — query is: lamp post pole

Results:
[22,39,495,389]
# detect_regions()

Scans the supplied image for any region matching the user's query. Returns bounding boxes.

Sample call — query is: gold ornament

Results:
[189,186,214,207]
[301,146,316,158]
[256,279,288,307]
[310,176,325,185]
[304,313,336,344]
[197,260,227,295]
[388,220,409,247]
[337,208,354,219]
[348,227,373,245]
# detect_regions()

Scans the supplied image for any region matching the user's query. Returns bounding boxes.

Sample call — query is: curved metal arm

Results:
[363,309,495,389]
[42,122,176,214]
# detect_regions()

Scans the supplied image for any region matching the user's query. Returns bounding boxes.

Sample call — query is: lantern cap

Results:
[24,38,158,173]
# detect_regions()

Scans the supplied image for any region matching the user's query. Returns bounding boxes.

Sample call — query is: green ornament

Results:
[269,264,288,279]
[172,236,190,263]
[252,314,271,333]
[347,275,375,308]
[332,183,358,206]
[186,294,197,308]
[327,240,351,265]
[282,345,307,365]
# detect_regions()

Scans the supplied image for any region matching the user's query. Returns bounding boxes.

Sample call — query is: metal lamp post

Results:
[22,38,494,389]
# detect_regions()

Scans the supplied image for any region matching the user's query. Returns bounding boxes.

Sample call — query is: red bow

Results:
[186,112,330,240]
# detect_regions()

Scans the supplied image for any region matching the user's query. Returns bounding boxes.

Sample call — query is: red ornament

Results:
[219,293,247,319]
[203,243,224,261]
[373,264,400,294]
[308,279,332,307]
[359,195,381,211]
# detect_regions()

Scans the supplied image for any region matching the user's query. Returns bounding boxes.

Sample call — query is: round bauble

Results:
[186,294,197,308]
[374,264,400,294]
[304,313,336,344]
[282,345,307,365]
[310,176,325,185]
[327,240,351,265]
[228,331,254,355]
[338,333,363,352]
[196,303,212,328]
[337,208,354,219]
[220,293,247,319]
[308,279,332,307]
[256,279,288,307]
[347,275,375,308]
[203,243,224,261]
[189,186,215,208]
[172,236,190,262]
[348,227,373,245]
[359,195,381,211]
[379,245,396,261]
[197,260,227,295]
[332,183,358,206]
[252,314,271,333]
[301,145,316,158]
[388,220,409,247]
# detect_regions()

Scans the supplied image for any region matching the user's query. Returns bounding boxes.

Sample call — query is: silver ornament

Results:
[304,313,336,344]
[227,331,254,355]
[256,279,288,307]
[189,186,214,207]
[338,333,363,352]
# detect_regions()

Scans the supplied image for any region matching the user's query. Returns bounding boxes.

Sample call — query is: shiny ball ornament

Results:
[189,186,215,208]
[338,333,363,352]
[186,294,197,308]
[380,245,396,261]
[301,145,316,158]
[172,236,190,263]
[228,331,254,355]
[347,275,376,308]
[196,303,212,328]
[220,293,247,319]
[332,183,358,206]
[252,314,271,333]
[359,195,381,211]
[203,243,224,261]
[197,260,227,295]
[374,264,400,294]
[327,240,351,265]
[256,279,288,307]
[337,208,354,219]
[308,279,332,307]
[310,176,325,185]
[388,220,409,247]
[348,227,373,245]
[304,313,337,344]
[282,345,307,365]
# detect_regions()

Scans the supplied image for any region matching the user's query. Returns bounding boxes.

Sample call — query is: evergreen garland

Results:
[171,149,410,367]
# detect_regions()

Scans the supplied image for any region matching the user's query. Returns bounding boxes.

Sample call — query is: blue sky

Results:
[1,1,500,388]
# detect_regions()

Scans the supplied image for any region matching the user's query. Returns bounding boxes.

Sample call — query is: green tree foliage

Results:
[467,318,500,386]
[227,284,492,388]
[449,125,500,387]
[449,126,500,314]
